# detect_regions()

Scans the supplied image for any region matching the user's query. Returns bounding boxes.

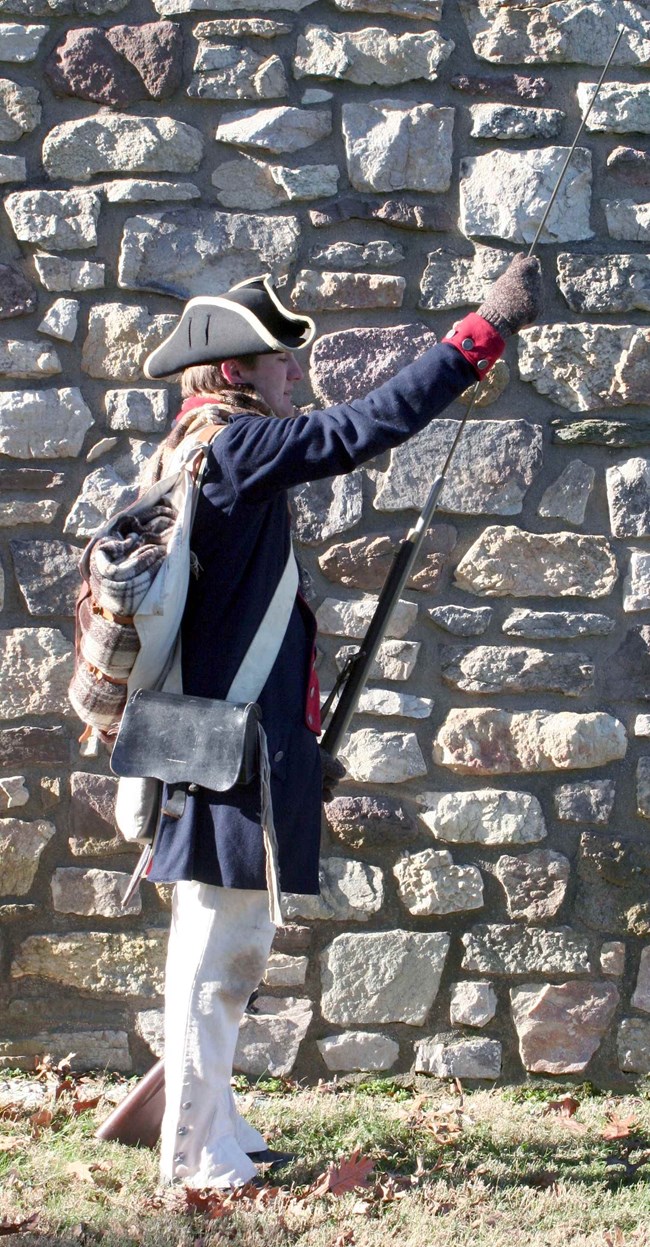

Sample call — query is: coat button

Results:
[307,713,313,725]
[310,685,316,697]
[274,750,283,762]
[462,337,474,350]
[478,359,488,369]
[181,1101,192,1110]
[188,783,199,794]
[177,1125,188,1136]
[174,1152,185,1163]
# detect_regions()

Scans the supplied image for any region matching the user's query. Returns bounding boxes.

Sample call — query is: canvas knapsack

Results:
[69,423,225,745]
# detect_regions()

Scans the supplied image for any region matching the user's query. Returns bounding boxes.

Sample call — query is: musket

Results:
[94,25,624,1150]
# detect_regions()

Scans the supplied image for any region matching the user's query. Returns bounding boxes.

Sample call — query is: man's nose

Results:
[288,356,303,383]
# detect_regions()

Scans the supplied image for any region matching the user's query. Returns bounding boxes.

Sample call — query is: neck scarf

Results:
[145,385,274,486]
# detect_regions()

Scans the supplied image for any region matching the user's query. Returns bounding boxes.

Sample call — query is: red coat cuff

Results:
[443,312,505,380]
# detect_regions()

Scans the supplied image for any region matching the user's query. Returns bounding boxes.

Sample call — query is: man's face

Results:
[222,352,304,419]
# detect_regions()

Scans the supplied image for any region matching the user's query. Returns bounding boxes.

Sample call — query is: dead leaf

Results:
[0,1213,38,1237]
[602,1114,638,1141]
[72,1095,101,1116]
[64,1161,97,1184]
[310,1150,375,1199]
[0,1104,23,1121]
[603,1231,626,1247]
[0,1137,27,1153]
[421,1110,464,1146]
[544,1095,581,1119]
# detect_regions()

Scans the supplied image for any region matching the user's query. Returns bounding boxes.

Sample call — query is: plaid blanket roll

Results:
[78,594,140,680]
[88,498,177,617]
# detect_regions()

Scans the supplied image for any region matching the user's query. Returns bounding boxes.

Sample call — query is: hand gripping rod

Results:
[320,24,625,756]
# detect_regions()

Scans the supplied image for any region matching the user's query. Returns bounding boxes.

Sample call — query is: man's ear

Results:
[220,358,245,386]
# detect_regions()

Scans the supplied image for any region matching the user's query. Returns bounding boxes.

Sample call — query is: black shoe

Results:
[247,1148,296,1171]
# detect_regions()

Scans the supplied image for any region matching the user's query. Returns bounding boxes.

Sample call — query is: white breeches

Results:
[160,881,275,1189]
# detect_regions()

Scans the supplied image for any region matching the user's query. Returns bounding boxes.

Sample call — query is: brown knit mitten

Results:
[478,254,543,338]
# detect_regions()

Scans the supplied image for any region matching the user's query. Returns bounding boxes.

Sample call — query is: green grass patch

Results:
[0,1074,649,1247]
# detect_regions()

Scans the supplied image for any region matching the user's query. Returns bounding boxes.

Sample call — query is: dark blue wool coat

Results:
[148,322,502,895]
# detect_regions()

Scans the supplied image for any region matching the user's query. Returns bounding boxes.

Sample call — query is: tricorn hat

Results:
[143,275,316,380]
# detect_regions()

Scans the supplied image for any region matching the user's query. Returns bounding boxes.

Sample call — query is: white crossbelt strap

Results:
[226,548,299,704]
[226,544,299,928]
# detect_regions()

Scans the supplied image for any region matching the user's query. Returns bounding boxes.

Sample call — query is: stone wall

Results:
[1,0,649,1086]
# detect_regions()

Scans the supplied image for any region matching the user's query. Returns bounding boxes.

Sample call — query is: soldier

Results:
[139,254,542,1190]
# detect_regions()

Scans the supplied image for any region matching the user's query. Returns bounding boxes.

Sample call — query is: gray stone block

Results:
[118,208,300,298]
[418,788,546,847]
[557,252,650,314]
[5,189,101,250]
[427,606,492,636]
[234,996,313,1077]
[554,780,616,824]
[449,981,497,1028]
[495,849,570,922]
[318,1031,399,1073]
[440,644,594,697]
[460,1,650,68]
[618,1018,650,1073]
[339,728,427,784]
[606,457,650,537]
[577,81,650,134]
[0,76,40,139]
[538,460,595,524]
[469,103,564,140]
[511,982,619,1074]
[0,818,55,895]
[394,848,484,916]
[375,420,542,517]
[604,200,650,241]
[462,925,591,976]
[455,526,618,597]
[294,24,453,85]
[435,708,626,775]
[215,105,331,152]
[342,100,454,193]
[321,930,450,1025]
[502,610,615,640]
[414,1035,501,1079]
[460,147,592,245]
[43,113,204,181]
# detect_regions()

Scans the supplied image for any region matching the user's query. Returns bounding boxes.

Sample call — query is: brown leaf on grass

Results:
[29,1106,53,1136]
[72,1095,101,1116]
[310,1150,375,1199]
[63,1161,120,1190]
[0,1212,38,1236]
[603,1232,626,1247]
[421,1110,464,1146]
[394,1094,431,1123]
[0,1104,23,1121]
[64,1161,98,1183]
[183,1181,265,1221]
[602,1114,639,1141]
[544,1095,581,1119]
[333,1232,356,1246]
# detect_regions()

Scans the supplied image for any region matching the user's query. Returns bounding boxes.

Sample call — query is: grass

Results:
[1,1069,649,1247]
